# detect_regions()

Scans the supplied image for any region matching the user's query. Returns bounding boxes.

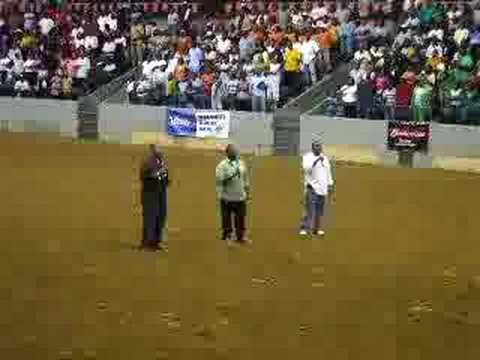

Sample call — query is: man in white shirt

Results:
[39,15,55,36]
[102,38,117,55]
[311,3,325,21]
[74,50,91,81]
[14,76,32,96]
[454,26,470,47]
[216,33,232,55]
[167,10,180,35]
[152,65,168,96]
[300,137,334,236]
[98,13,117,34]
[249,71,267,113]
[301,35,320,84]
[0,56,12,74]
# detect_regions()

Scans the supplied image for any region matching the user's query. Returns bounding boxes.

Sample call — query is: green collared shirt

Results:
[215,158,250,202]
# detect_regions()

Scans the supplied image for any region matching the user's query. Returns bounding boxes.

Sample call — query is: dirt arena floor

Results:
[1,132,480,360]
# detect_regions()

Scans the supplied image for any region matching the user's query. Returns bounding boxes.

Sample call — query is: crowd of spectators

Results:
[326,0,480,125]
[128,1,398,112]
[0,0,133,99]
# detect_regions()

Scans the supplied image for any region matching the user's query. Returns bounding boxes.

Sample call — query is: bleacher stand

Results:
[0,0,191,100]
[327,0,480,125]
[126,1,401,112]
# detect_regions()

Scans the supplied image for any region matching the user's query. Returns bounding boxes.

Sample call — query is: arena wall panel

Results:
[0,98,78,138]
[97,104,274,152]
[300,115,480,172]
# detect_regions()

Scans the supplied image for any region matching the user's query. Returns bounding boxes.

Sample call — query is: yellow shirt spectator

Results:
[20,33,38,49]
[426,55,442,69]
[284,47,302,72]
[130,23,145,47]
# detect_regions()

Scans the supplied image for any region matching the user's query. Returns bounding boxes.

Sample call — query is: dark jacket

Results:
[141,154,170,202]
[358,80,374,109]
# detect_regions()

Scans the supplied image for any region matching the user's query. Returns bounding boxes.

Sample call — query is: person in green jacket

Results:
[215,144,250,243]
[412,80,433,122]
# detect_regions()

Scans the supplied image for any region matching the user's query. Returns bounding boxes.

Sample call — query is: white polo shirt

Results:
[302,152,334,196]
[301,40,319,65]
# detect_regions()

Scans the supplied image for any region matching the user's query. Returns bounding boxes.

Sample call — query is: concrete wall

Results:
[1,99,478,171]
[0,98,78,138]
[301,115,480,155]
[98,103,168,144]
[98,104,274,151]
[300,115,480,169]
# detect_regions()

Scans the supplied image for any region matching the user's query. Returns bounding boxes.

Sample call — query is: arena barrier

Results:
[1,98,479,173]
[97,103,274,153]
[300,115,480,173]
[0,98,78,138]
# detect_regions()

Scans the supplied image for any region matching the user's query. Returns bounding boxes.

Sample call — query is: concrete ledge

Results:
[129,132,277,156]
[323,144,382,166]
[433,156,480,174]
[131,132,227,152]
[322,144,480,174]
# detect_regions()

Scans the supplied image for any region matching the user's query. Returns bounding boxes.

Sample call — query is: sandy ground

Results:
[1,133,480,360]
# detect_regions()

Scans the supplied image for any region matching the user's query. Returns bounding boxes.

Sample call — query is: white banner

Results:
[195,111,230,139]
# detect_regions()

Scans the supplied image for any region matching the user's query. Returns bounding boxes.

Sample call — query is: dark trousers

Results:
[285,71,303,97]
[220,200,246,241]
[344,103,357,118]
[142,191,167,248]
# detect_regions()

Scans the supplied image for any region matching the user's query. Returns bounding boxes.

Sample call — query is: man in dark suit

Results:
[140,144,170,251]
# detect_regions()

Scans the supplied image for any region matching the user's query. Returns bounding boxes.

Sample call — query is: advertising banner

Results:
[387,121,431,152]
[167,108,230,139]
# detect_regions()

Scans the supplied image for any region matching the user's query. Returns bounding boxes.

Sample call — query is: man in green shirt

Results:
[412,81,433,122]
[215,144,250,243]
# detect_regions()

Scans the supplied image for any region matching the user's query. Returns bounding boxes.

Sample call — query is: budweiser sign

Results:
[386,121,430,152]
[389,129,428,138]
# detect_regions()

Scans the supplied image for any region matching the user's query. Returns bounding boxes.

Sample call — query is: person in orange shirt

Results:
[174,58,189,82]
[176,30,193,56]
[328,20,339,68]
[315,27,332,72]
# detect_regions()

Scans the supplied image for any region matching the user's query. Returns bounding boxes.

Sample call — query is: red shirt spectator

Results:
[396,81,415,107]
[201,70,214,96]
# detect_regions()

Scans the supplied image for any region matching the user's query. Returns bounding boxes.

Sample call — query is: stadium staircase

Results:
[282,62,352,115]
[272,62,351,155]
[77,67,139,139]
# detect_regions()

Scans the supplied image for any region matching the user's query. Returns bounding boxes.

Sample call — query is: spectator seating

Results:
[0,0,136,99]
[127,0,387,112]
[329,0,480,125]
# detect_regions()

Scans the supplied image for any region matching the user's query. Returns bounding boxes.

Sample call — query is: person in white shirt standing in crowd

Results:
[301,34,320,85]
[249,70,267,113]
[339,77,358,118]
[267,57,282,109]
[300,137,334,236]
[211,73,225,110]
[226,72,240,110]
[167,8,180,36]
[73,47,91,94]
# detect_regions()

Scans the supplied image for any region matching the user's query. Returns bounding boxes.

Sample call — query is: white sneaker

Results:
[299,230,308,236]
[315,230,326,236]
